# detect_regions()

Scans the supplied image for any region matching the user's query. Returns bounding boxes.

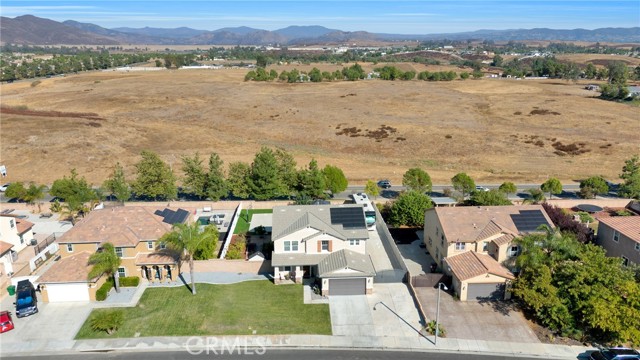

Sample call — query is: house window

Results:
[147,241,154,250]
[19,235,24,244]
[428,237,432,246]
[482,241,489,252]
[509,245,519,257]
[66,243,73,252]
[436,227,439,236]
[9,219,14,228]
[441,235,444,246]
[292,241,298,251]
[283,266,291,272]
[118,267,126,277]
[115,247,124,257]
[455,242,465,251]
[284,241,290,251]
[321,240,329,251]
[622,256,629,267]
[350,239,360,246]
[159,243,166,250]
[613,230,620,242]
[635,243,640,252]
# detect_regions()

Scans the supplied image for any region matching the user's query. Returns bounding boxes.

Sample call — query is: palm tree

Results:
[23,183,46,213]
[160,222,215,295]
[88,243,122,293]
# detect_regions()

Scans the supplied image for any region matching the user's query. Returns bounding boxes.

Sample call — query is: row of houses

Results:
[1,201,638,303]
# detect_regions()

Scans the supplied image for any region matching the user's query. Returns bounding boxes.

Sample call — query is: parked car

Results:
[14,280,38,318]
[475,186,490,192]
[590,347,640,360]
[0,311,14,333]
[0,183,10,192]
[377,180,391,189]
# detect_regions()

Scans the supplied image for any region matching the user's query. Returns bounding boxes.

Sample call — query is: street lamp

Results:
[435,282,448,346]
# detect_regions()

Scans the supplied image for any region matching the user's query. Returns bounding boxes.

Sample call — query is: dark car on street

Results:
[377,180,391,189]
[590,347,640,360]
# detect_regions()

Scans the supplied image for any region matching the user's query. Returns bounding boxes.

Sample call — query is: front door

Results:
[303,266,311,278]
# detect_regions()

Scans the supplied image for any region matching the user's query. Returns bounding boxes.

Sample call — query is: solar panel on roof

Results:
[330,207,366,229]
[510,210,550,232]
[159,208,190,224]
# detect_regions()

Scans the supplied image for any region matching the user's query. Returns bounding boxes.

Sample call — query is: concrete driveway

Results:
[329,295,375,336]
[415,287,539,343]
[0,294,93,354]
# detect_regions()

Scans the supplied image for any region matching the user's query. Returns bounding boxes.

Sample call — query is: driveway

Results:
[329,295,375,336]
[0,294,93,354]
[414,287,539,343]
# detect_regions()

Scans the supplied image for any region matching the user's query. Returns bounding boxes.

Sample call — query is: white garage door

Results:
[46,283,90,302]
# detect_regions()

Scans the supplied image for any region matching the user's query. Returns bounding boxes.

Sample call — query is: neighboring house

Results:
[40,206,190,302]
[0,241,16,276]
[271,204,375,296]
[596,216,640,267]
[38,252,107,302]
[0,215,35,254]
[423,205,554,301]
[445,251,515,301]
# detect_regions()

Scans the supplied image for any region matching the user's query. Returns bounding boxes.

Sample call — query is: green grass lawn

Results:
[75,281,330,339]
[233,209,273,234]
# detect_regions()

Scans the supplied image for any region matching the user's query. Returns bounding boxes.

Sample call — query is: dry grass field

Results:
[0,62,638,186]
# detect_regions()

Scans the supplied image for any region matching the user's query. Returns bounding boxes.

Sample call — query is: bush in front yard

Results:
[90,309,124,335]
[96,280,114,301]
[119,276,140,287]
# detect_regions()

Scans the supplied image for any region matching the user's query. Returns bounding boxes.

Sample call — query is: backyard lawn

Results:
[233,209,273,234]
[76,281,330,339]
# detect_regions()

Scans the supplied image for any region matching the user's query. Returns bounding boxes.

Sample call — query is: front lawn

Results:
[233,209,273,234]
[75,281,330,339]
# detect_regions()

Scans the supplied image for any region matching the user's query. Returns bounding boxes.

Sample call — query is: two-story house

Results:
[38,206,189,302]
[423,205,554,301]
[271,204,375,296]
[596,216,640,267]
[0,215,35,276]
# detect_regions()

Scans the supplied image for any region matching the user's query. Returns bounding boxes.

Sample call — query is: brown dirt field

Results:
[556,53,640,67]
[0,64,638,186]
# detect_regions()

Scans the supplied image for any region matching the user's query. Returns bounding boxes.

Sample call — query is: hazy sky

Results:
[1,1,639,34]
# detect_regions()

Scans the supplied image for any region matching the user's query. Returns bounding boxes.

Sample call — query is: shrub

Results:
[119,276,140,287]
[541,203,593,243]
[96,279,114,301]
[424,320,446,337]
[615,209,633,216]
[90,309,124,335]
[575,211,594,223]
[31,80,41,87]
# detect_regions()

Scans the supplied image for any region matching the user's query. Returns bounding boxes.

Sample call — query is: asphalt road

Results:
[3,349,583,360]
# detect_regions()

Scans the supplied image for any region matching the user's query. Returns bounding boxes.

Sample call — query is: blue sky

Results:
[1,1,638,34]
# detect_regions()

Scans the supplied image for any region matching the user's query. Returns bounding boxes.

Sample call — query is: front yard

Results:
[76,281,331,339]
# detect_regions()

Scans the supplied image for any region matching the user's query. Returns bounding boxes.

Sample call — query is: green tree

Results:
[498,182,517,197]
[451,172,475,199]
[619,155,640,199]
[459,72,470,80]
[205,152,227,201]
[193,224,219,260]
[181,153,207,199]
[322,165,348,196]
[472,70,483,79]
[23,183,47,212]
[226,161,251,199]
[579,176,609,199]
[584,63,597,79]
[131,150,177,201]
[308,67,322,82]
[525,188,546,204]
[388,191,433,227]
[364,180,380,199]
[102,163,130,203]
[541,178,562,199]
[274,148,298,198]
[50,169,98,214]
[491,54,503,67]
[296,159,326,199]
[88,243,122,293]
[470,189,512,206]
[160,222,218,295]
[255,54,268,68]
[248,147,284,200]
[4,182,26,201]
[402,168,432,193]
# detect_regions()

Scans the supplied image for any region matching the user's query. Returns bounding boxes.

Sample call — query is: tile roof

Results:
[15,218,34,235]
[271,253,328,267]
[445,251,515,282]
[492,233,516,246]
[598,216,640,244]
[38,251,99,283]
[0,241,14,255]
[428,205,553,243]
[135,252,177,265]
[272,205,369,242]
[317,249,375,278]
[56,207,176,247]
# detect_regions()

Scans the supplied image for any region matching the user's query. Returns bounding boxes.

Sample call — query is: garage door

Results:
[467,283,505,300]
[46,283,90,302]
[328,278,366,296]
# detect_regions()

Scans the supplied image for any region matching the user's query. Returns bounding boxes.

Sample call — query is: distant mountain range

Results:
[1,15,638,46]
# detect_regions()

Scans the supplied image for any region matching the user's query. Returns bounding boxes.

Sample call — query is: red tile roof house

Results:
[38,206,189,302]
[596,216,640,267]
[423,205,554,301]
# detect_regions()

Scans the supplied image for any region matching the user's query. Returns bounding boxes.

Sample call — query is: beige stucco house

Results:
[39,206,189,302]
[271,204,375,295]
[38,252,107,302]
[423,205,553,301]
[444,251,515,301]
[596,216,640,267]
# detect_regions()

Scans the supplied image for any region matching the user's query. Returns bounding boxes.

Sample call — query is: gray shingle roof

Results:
[272,253,328,267]
[272,205,369,241]
[317,249,376,278]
